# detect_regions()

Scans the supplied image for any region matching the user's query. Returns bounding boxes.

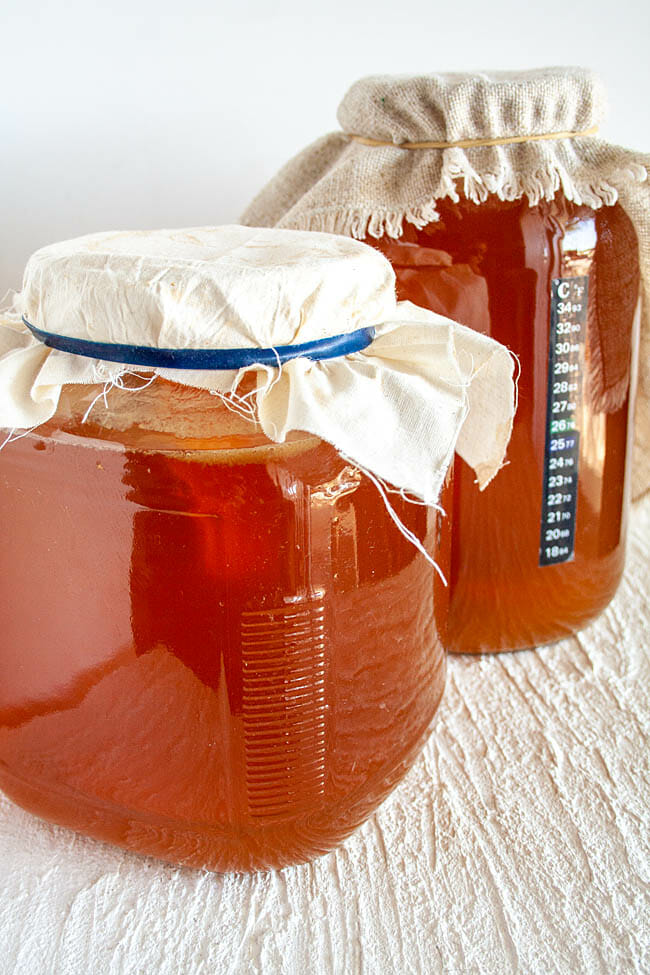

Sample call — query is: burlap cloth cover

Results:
[242,67,650,499]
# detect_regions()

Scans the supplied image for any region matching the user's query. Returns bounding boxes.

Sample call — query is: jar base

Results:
[446,586,622,654]
[0,700,442,873]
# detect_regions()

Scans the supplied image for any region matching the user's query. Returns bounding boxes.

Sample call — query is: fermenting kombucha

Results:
[369,196,639,653]
[0,381,448,871]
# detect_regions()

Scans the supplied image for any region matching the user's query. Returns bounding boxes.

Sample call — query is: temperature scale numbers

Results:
[539,277,588,567]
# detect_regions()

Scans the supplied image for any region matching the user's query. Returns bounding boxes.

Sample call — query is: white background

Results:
[2,0,649,296]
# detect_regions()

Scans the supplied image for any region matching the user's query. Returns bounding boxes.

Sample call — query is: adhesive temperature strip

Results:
[539,276,588,567]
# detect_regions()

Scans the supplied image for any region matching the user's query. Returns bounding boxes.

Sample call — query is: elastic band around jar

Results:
[22,317,376,370]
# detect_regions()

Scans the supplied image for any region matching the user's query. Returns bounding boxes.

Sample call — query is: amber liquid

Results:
[368,196,639,652]
[0,385,448,871]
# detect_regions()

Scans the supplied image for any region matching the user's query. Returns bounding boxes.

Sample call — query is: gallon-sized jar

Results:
[242,67,649,653]
[373,196,640,652]
[0,381,449,871]
[0,225,515,870]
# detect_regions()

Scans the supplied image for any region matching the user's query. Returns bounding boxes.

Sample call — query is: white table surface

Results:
[1,498,648,975]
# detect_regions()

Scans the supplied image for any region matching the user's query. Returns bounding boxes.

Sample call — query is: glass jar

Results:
[368,195,640,653]
[0,379,449,871]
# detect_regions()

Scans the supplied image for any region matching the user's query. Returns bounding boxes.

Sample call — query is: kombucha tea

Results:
[369,197,639,652]
[0,381,448,870]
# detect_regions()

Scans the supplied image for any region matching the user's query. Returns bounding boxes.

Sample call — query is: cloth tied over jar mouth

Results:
[0,224,516,509]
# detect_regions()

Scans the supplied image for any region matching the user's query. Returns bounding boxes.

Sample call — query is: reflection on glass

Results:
[0,384,447,870]
[367,197,639,652]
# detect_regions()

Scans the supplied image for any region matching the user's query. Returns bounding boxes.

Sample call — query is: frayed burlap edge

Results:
[242,136,650,500]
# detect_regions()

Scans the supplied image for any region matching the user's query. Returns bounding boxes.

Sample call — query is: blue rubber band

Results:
[22,317,375,370]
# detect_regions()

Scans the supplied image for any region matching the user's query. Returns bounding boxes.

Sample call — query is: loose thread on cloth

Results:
[0,426,38,452]
[81,372,158,425]
[209,353,285,430]
[211,386,258,424]
[339,451,448,586]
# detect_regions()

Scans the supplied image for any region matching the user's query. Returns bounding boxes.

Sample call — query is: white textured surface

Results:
[1,499,649,975]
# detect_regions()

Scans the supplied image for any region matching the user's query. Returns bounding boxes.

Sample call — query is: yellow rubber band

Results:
[348,125,599,151]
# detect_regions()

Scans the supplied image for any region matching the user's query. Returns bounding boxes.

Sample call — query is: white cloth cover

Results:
[0,225,515,505]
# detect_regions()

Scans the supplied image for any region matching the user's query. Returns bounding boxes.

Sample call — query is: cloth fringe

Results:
[242,136,650,501]
[271,157,646,242]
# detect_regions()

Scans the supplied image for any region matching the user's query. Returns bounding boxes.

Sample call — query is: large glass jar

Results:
[368,196,640,653]
[0,379,449,871]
